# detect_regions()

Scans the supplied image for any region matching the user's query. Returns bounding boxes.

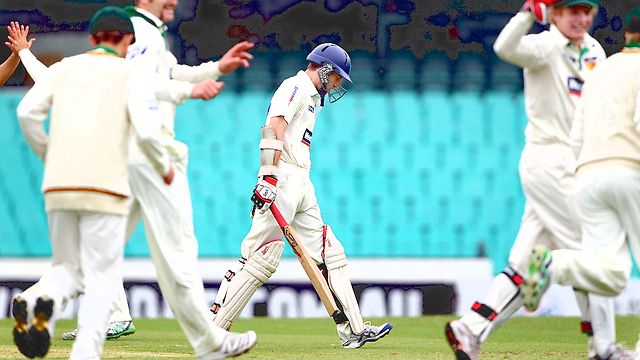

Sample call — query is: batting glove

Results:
[250,176,278,217]
[522,0,556,25]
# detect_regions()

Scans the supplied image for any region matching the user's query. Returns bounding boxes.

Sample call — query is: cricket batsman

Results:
[209,43,393,349]
[444,1,628,359]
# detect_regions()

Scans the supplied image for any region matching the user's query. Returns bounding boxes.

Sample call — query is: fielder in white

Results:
[444,1,626,359]
[522,8,640,357]
[12,1,259,357]
[12,7,171,359]
[209,43,393,349]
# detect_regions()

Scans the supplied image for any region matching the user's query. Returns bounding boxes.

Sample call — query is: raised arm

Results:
[170,41,254,82]
[5,22,47,82]
[493,11,548,69]
[16,65,55,160]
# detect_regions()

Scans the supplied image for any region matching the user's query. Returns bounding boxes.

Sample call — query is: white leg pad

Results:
[212,240,284,330]
[323,226,364,335]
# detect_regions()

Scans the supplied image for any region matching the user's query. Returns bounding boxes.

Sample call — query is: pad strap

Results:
[580,321,594,336]
[471,301,497,321]
[501,266,524,286]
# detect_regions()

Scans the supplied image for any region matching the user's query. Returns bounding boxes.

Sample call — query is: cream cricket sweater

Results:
[17,49,169,214]
[572,47,640,173]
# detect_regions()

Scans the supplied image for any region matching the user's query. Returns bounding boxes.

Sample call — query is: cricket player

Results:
[522,7,640,357]
[444,1,625,359]
[14,3,259,357]
[40,0,255,348]
[12,7,172,358]
[209,43,393,349]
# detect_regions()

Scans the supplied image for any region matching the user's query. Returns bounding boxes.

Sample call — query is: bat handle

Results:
[270,203,288,228]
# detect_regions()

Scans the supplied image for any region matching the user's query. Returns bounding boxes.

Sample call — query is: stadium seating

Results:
[0,87,529,271]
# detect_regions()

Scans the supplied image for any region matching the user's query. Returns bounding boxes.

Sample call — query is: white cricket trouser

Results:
[19,210,126,360]
[509,143,582,269]
[551,165,640,296]
[461,143,614,354]
[240,161,365,338]
[242,162,325,262]
[126,161,227,356]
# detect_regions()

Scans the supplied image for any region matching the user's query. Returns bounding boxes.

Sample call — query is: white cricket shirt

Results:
[267,70,323,170]
[494,11,606,145]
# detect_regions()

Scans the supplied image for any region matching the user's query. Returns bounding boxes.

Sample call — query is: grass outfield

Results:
[1,316,639,359]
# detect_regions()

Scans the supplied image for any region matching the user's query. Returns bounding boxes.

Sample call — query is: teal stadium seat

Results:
[419,51,451,92]
[0,89,530,269]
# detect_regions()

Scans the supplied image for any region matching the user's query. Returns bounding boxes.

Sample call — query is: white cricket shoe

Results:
[596,344,637,360]
[61,320,136,341]
[445,320,480,360]
[203,330,257,359]
[342,322,393,349]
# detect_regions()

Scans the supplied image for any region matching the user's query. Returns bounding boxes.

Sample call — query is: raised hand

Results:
[5,21,36,53]
[218,41,254,74]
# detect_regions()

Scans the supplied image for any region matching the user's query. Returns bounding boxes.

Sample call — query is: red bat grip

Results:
[270,203,288,228]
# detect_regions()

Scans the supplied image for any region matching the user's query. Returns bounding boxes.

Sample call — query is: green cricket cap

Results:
[89,6,135,43]
[625,6,640,33]
[553,0,600,8]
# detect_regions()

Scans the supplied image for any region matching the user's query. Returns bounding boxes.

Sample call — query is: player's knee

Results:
[323,225,347,271]
[607,268,630,295]
[245,240,284,283]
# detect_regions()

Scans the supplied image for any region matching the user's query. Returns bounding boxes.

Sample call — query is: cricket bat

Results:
[270,203,347,324]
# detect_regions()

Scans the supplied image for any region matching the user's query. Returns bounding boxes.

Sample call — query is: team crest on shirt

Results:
[308,105,315,113]
[567,77,584,96]
[584,56,598,71]
[301,129,312,147]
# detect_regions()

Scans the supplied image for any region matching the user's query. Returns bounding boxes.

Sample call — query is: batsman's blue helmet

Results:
[306,43,352,83]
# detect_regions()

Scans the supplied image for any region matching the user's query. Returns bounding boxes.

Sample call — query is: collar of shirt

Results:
[549,24,596,52]
[623,41,640,51]
[89,45,120,57]
[125,6,168,36]
[295,70,321,103]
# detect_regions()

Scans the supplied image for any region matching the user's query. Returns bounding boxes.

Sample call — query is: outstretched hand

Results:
[5,21,36,53]
[218,41,254,74]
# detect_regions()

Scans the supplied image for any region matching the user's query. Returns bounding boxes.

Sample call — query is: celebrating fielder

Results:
[210,43,393,349]
[444,1,629,359]
[523,7,640,356]
[12,7,170,358]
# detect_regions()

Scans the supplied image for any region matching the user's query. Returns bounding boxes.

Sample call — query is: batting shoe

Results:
[593,344,637,360]
[203,330,257,359]
[106,321,136,340]
[445,320,480,360]
[62,320,136,340]
[13,296,54,359]
[342,322,393,349]
[521,244,552,312]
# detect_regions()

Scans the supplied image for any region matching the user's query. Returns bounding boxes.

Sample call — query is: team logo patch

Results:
[308,105,315,113]
[301,129,312,147]
[567,77,584,96]
[288,86,299,105]
[584,57,598,71]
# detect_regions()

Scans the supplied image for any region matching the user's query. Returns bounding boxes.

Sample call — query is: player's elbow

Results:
[493,40,511,62]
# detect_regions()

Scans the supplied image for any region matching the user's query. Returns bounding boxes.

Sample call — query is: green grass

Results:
[1,316,638,359]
